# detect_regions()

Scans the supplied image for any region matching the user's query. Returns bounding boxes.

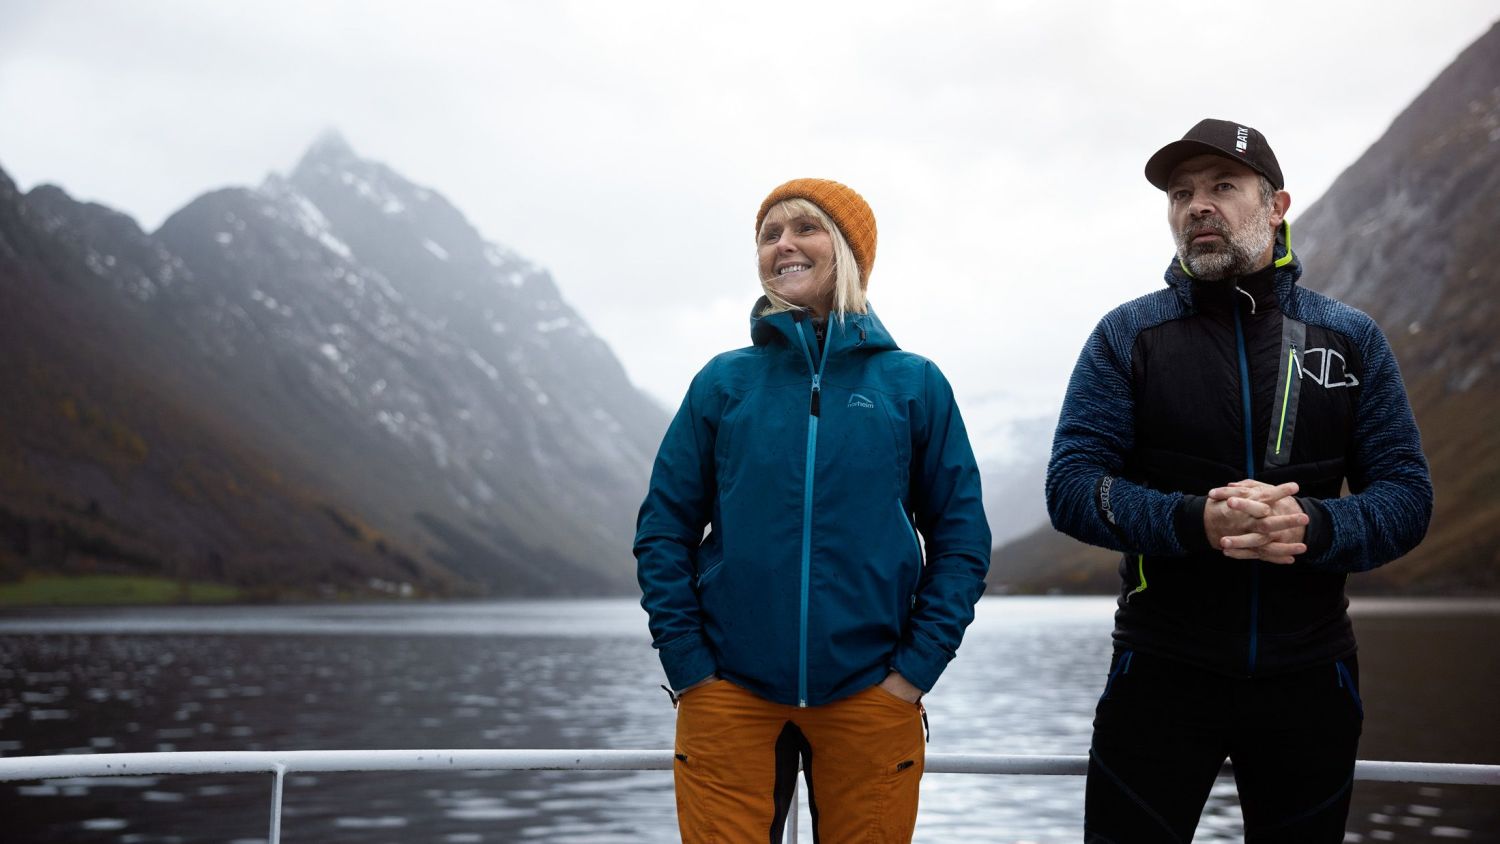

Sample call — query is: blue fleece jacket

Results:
[1046,226,1432,676]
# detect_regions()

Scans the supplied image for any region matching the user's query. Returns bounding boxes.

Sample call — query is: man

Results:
[1046,118,1433,842]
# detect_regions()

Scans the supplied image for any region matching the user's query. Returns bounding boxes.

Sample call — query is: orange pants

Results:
[673,680,926,843]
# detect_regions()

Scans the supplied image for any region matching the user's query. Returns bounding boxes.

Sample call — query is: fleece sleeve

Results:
[889,362,992,693]
[1298,320,1432,572]
[1046,316,1191,555]
[633,368,719,690]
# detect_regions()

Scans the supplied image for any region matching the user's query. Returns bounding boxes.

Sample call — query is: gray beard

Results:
[1176,204,1275,281]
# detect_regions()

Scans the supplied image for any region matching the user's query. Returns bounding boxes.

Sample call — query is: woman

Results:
[635,178,990,842]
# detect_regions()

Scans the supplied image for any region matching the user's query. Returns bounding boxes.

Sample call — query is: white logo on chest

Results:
[1294,347,1360,388]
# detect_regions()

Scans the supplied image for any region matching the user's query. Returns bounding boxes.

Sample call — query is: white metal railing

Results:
[2,750,1496,843]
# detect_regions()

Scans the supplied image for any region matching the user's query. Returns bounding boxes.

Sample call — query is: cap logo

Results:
[1235,126,1249,154]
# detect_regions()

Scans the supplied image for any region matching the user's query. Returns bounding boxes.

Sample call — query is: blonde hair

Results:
[756,198,867,318]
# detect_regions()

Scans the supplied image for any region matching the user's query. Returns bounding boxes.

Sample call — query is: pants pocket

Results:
[1334,659,1363,717]
[1099,649,1135,701]
[870,683,920,707]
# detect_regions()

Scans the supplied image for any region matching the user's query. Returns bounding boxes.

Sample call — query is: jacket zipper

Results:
[1125,554,1147,602]
[1232,293,1260,676]
[899,500,923,605]
[792,318,829,707]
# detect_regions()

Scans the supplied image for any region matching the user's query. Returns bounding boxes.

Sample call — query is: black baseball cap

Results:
[1145,118,1284,191]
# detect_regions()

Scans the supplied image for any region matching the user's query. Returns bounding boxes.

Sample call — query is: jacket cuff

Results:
[890,641,950,694]
[658,631,717,691]
[1296,496,1334,563]
[1175,494,1212,553]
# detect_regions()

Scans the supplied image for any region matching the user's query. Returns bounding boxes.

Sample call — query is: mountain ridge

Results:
[0,136,669,600]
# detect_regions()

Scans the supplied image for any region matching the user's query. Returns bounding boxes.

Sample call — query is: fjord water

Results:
[1,597,1496,843]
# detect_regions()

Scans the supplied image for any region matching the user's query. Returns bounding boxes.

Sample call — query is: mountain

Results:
[989,21,1500,595]
[971,413,1054,549]
[1296,21,1500,593]
[0,167,449,600]
[988,528,1117,596]
[981,456,1048,550]
[0,133,668,600]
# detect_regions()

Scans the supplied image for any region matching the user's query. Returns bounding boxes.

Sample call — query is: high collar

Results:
[1192,260,1279,315]
[748,296,899,356]
[1165,220,1303,314]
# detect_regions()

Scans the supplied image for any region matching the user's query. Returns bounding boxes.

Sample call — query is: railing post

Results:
[268,762,286,844]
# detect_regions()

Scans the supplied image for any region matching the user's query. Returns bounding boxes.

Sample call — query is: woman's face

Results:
[758,204,836,316]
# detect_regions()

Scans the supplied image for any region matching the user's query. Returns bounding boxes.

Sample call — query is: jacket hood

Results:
[1164,220,1303,312]
[748,296,900,354]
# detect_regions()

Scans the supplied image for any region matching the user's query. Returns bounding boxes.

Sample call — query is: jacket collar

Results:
[748,296,899,356]
[1164,220,1303,313]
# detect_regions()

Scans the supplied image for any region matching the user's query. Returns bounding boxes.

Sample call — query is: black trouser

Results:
[1084,649,1363,843]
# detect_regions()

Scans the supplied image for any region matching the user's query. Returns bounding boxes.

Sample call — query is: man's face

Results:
[1166,154,1287,281]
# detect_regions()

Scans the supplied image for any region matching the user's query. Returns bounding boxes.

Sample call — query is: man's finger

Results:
[1225,496,1273,518]
[1222,544,1303,564]
[1256,513,1309,534]
[1224,541,1306,559]
[1220,532,1270,550]
[1223,547,1293,563]
[1256,541,1307,558]
[1246,481,1300,502]
[1210,481,1299,503]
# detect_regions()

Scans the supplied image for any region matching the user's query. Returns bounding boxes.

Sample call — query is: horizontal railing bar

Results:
[0,750,672,780]
[1352,760,1500,785]
[1,750,1496,786]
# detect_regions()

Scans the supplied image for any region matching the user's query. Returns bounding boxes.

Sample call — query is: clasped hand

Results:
[1203,480,1309,565]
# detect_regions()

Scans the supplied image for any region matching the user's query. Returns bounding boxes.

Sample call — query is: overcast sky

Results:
[2,1,1495,459]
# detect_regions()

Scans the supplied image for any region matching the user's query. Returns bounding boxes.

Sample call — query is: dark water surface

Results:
[1,597,1495,842]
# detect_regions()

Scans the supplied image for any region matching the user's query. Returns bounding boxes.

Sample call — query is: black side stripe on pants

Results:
[1086,747,1184,844]
[770,722,816,843]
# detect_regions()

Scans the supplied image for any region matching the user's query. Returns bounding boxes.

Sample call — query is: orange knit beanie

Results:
[755,178,877,288]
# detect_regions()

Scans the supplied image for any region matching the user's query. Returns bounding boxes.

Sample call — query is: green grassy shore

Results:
[0,574,242,606]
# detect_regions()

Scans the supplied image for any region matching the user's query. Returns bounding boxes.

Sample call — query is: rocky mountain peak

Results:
[298,128,359,169]
[2,134,670,599]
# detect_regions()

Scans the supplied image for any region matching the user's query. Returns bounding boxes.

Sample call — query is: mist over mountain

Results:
[967,411,1054,549]
[0,133,668,599]
[989,21,1500,595]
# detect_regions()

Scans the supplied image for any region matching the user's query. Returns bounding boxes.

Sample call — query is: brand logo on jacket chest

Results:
[847,393,876,409]
[1295,347,1360,388]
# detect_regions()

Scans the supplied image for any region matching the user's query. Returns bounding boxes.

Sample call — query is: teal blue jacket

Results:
[635,301,990,707]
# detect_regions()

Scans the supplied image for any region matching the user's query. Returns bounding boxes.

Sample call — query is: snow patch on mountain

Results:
[467,349,500,381]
